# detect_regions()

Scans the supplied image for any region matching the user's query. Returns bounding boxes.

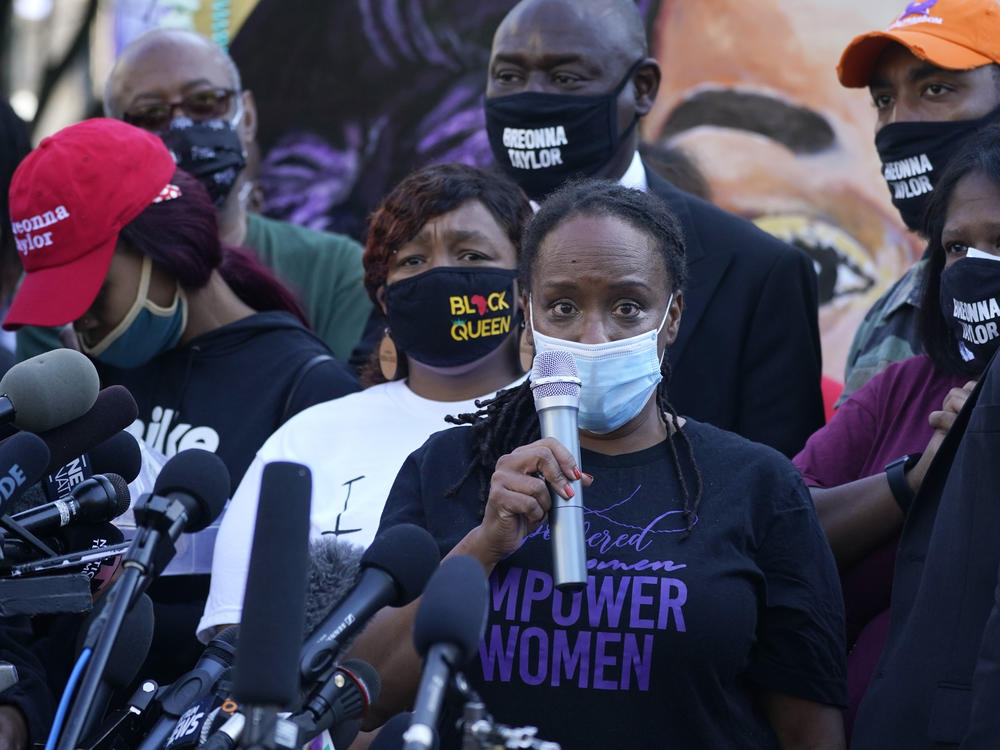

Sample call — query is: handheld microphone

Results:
[530,350,587,590]
[403,555,489,750]
[299,523,441,682]
[293,659,380,741]
[232,462,311,750]
[10,473,130,535]
[0,349,99,432]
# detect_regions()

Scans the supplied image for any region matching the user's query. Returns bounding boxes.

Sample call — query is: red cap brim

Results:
[2,233,117,331]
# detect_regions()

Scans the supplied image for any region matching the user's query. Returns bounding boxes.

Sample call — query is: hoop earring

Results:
[378,329,402,381]
[517,318,534,373]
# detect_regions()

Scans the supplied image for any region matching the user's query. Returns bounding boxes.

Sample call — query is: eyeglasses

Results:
[123,88,237,132]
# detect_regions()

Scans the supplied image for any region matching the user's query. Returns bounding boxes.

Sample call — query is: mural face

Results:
[227,0,921,382]
[645,0,924,380]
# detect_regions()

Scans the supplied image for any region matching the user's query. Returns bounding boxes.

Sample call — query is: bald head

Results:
[104,29,241,120]
[494,0,648,67]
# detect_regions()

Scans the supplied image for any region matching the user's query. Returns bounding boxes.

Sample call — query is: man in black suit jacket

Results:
[484,0,823,457]
[849,350,1000,748]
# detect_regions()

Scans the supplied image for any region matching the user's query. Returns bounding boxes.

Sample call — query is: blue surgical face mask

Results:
[79,255,187,369]
[528,294,673,434]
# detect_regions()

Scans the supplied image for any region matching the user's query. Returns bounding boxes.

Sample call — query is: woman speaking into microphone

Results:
[364,180,847,749]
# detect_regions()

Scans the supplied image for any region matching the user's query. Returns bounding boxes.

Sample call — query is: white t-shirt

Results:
[197,378,523,641]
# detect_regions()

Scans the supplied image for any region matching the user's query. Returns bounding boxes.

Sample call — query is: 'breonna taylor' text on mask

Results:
[484,61,643,202]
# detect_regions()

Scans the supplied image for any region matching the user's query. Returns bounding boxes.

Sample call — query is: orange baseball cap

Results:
[837,0,1000,88]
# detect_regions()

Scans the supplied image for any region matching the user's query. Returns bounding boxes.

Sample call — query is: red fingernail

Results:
[583,472,594,481]
[564,483,575,498]
[573,467,583,480]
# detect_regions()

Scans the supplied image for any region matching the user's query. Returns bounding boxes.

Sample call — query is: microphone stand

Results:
[56,494,185,750]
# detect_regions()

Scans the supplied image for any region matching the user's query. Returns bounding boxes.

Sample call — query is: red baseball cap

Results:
[3,118,177,330]
[838,0,1000,87]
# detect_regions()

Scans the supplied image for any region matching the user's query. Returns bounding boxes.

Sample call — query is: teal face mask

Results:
[79,255,187,368]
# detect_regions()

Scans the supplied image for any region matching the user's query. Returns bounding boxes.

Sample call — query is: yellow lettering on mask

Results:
[487,291,509,311]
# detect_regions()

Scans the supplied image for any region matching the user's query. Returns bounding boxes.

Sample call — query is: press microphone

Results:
[232,462,311,750]
[403,556,489,750]
[299,523,441,682]
[530,350,587,590]
[0,432,50,512]
[303,536,364,635]
[0,348,99,432]
[37,384,139,475]
[42,430,143,501]
[135,626,241,750]
[293,659,380,741]
[10,473,130,535]
[77,591,156,743]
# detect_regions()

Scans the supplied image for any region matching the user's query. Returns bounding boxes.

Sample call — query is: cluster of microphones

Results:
[1,348,584,750]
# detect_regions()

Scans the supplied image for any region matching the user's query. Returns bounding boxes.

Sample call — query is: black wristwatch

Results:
[885,453,922,514]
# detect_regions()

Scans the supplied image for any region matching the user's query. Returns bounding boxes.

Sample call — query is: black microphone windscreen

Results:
[89,431,142,484]
[39,385,139,474]
[0,349,99,433]
[77,591,155,688]
[362,524,441,606]
[0,432,50,511]
[103,473,132,519]
[153,449,231,532]
[232,462,311,709]
[303,537,364,635]
[413,555,489,663]
[371,713,420,750]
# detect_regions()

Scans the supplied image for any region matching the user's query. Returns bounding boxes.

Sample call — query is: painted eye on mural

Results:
[754,215,877,305]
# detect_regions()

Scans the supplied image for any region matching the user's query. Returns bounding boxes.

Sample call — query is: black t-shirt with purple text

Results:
[378,419,846,749]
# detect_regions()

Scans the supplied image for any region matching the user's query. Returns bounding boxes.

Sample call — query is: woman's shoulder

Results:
[682,419,810,510]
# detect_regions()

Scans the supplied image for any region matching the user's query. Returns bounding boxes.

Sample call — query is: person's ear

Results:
[238,90,258,146]
[660,290,683,349]
[519,289,532,347]
[632,58,661,116]
[376,285,388,317]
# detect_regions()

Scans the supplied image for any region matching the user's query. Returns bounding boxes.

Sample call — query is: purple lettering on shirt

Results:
[593,632,621,690]
[586,575,630,628]
[551,629,591,688]
[519,569,553,622]
[518,626,548,686]
[491,566,522,621]
[552,586,583,627]
[629,576,657,629]
[658,578,687,631]
[621,633,654,691]
[479,624,518,682]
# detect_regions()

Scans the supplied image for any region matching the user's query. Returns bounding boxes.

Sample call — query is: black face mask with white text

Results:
[484,62,642,202]
[875,104,1000,232]
[939,253,1000,371]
